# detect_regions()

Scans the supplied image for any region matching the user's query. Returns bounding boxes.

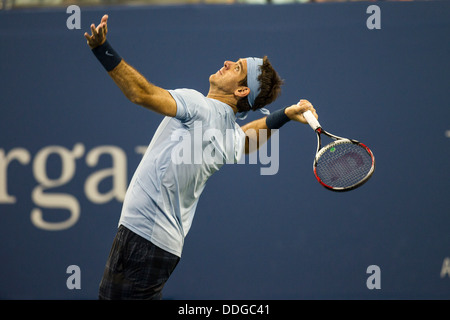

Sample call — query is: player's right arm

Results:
[84,15,177,117]
[240,100,317,154]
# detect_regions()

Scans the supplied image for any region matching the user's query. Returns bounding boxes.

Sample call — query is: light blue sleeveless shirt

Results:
[119,89,245,257]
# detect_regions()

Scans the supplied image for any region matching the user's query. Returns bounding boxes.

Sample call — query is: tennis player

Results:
[85,14,318,300]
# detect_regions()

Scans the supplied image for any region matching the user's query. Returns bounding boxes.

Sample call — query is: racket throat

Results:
[315,131,322,154]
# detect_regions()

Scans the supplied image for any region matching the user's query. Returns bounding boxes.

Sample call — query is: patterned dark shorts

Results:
[98,225,180,300]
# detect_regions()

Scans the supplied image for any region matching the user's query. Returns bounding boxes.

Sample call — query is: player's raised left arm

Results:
[107,61,177,117]
[85,15,177,117]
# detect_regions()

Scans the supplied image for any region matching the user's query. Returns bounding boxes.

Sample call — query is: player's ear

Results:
[234,86,250,98]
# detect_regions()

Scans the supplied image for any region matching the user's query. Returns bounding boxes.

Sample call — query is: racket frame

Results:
[313,127,375,192]
[302,109,375,192]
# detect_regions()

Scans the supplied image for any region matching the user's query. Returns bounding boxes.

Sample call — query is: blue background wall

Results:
[1,1,449,299]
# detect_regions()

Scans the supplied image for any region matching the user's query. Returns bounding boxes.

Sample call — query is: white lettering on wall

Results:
[31,143,85,231]
[0,144,145,231]
[84,145,127,204]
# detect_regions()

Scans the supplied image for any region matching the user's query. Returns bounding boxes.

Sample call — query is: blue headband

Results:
[246,57,263,108]
[236,57,270,120]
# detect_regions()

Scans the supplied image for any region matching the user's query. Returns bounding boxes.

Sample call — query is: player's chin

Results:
[210,71,220,79]
[209,74,219,86]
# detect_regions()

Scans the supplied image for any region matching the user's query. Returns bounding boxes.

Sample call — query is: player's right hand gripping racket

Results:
[303,110,375,192]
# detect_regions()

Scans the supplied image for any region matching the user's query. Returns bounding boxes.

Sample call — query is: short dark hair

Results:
[236,56,283,113]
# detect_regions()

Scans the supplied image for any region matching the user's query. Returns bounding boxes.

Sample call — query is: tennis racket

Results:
[303,109,375,192]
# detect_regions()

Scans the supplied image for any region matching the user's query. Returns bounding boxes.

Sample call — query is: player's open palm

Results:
[84,14,108,49]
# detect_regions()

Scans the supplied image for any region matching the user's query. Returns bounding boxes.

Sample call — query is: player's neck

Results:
[206,92,239,114]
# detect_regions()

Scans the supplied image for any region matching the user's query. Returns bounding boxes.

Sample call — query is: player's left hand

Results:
[285,99,318,124]
[84,14,108,49]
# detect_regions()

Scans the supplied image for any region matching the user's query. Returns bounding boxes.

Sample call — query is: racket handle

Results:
[302,109,321,131]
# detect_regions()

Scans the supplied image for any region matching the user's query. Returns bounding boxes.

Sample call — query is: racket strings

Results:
[315,142,373,189]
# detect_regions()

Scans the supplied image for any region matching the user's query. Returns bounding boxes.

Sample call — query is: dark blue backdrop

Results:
[1,1,449,299]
